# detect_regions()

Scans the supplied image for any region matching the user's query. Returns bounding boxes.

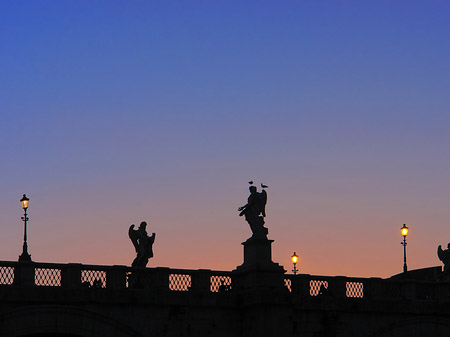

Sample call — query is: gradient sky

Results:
[1,1,450,278]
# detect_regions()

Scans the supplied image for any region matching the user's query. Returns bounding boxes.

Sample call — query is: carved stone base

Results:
[234,235,285,290]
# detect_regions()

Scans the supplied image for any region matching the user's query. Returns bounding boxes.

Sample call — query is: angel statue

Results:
[438,243,450,272]
[238,182,268,238]
[129,221,156,267]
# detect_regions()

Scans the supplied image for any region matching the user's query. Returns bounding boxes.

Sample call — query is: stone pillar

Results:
[233,234,290,337]
[191,269,211,293]
[61,263,82,288]
[107,265,127,289]
[14,262,35,286]
[364,277,383,299]
[153,267,170,291]
[291,274,310,296]
[330,276,347,298]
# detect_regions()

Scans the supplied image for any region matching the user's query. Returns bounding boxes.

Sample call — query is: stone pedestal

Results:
[236,237,283,272]
[233,233,288,337]
[234,235,285,289]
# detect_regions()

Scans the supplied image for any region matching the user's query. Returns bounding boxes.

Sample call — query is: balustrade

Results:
[1,261,233,294]
[283,273,448,301]
[0,261,447,301]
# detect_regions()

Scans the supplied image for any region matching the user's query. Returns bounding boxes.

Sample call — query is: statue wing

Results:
[438,245,444,261]
[145,235,154,258]
[128,224,139,252]
[258,190,267,217]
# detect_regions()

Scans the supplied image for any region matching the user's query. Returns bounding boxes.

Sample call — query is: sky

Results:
[1,1,450,278]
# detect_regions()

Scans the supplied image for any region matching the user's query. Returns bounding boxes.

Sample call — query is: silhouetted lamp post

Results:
[400,224,408,273]
[291,251,299,275]
[19,194,32,262]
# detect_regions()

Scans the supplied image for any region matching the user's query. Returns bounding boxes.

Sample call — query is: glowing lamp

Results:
[401,224,408,237]
[291,251,299,275]
[20,194,29,210]
[291,252,299,265]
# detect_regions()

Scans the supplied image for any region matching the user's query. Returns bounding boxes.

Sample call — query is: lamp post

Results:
[291,251,299,275]
[400,224,408,273]
[19,194,32,262]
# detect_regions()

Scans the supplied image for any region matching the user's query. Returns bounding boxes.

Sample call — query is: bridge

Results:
[1,245,450,337]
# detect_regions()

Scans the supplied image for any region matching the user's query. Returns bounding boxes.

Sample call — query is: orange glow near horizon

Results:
[2,2,450,281]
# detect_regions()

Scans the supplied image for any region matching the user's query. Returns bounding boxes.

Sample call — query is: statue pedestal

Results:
[234,235,285,289]
[237,237,282,271]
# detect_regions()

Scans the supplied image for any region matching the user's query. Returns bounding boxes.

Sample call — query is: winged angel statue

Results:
[438,243,450,272]
[128,221,156,267]
[238,182,268,238]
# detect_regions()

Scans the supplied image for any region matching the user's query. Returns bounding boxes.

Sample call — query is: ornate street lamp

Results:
[400,224,408,273]
[19,194,32,262]
[291,251,299,275]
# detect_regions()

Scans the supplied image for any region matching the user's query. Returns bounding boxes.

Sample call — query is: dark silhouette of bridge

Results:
[1,255,450,337]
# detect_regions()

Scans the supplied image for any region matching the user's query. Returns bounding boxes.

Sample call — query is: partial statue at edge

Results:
[129,221,156,267]
[238,181,268,239]
[438,243,450,272]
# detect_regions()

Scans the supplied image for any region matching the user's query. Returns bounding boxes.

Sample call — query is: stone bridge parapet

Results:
[1,261,450,337]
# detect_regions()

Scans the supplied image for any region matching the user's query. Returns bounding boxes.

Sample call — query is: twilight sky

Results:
[1,1,450,278]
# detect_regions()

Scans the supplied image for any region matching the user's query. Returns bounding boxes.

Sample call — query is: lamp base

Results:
[19,243,32,262]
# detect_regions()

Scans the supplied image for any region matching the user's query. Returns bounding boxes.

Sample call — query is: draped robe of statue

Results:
[129,221,155,267]
[239,186,268,238]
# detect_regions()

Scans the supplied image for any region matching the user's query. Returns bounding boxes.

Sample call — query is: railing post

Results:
[61,263,81,288]
[191,269,211,292]
[365,277,383,299]
[330,276,347,298]
[291,275,310,296]
[153,267,170,291]
[107,265,127,289]
[14,262,35,286]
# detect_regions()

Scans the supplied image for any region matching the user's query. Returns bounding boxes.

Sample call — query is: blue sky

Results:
[1,1,450,277]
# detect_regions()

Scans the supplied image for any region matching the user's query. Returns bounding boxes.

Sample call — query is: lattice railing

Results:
[284,278,292,292]
[0,260,446,302]
[169,273,192,291]
[35,267,61,286]
[346,281,364,298]
[310,279,329,296]
[0,266,14,285]
[81,269,106,288]
[211,275,232,292]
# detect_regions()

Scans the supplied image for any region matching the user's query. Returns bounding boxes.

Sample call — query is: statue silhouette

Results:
[129,221,156,267]
[238,183,268,238]
[438,243,450,271]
